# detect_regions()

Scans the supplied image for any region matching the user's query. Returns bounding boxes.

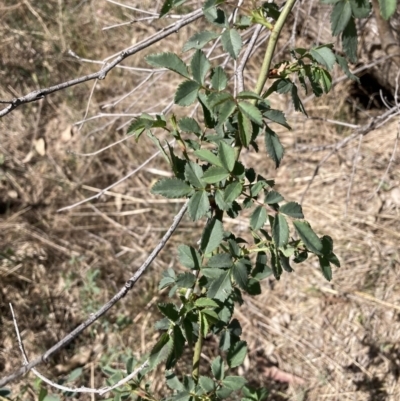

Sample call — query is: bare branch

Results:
[236,25,263,93]
[0,201,188,387]
[0,9,203,118]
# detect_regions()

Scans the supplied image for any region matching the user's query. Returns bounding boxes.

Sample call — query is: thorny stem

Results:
[253,0,298,96]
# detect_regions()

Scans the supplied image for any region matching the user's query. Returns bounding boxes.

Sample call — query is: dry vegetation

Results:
[1,1,400,400]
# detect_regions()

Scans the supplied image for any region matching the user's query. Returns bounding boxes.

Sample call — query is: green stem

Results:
[253,0,298,96]
[192,313,203,383]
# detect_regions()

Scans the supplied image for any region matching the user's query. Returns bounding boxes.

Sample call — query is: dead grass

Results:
[1,1,400,400]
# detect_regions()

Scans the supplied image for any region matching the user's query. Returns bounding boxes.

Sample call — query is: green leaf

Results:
[207,271,232,301]
[66,367,83,383]
[174,80,201,106]
[166,371,184,391]
[320,69,333,93]
[265,190,284,204]
[379,0,396,19]
[253,252,273,280]
[202,308,219,321]
[270,249,282,279]
[221,376,247,391]
[242,385,269,401]
[216,99,237,126]
[207,92,232,108]
[221,28,243,59]
[159,0,187,17]
[291,84,307,115]
[159,269,176,290]
[336,54,359,82]
[211,356,225,380]
[204,4,227,27]
[218,141,236,172]
[264,127,284,168]
[191,50,211,85]
[0,388,11,397]
[195,149,222,167]
[202,267,226,279]
[224,182,243,204]
[342,16,358,63]
[310,46,336,71]
[202,165,230,183]
[167,325,186,368]
[211,66,228,90]
[183,31,219,52]
[280,202,304,219]
[178,117,202,136]
[236,91,264,101]
[250,206,267,230]
[238,112,253,148]
[293,220,323,255]
[185,161,204,188]
[151,178,192,198]
[146,52,189,78]
[250,181,266,197]
[158,303,179,321]
[201,217,224,254]
[178,245,201,269]
[350,0,371,18]
[195,298,219,308]
[263,109,291,129]
[188,191,210,221]
[272,214,289,248]
[318,256,333,281]
[176,272,197,288]
[232,259,249,289]
[149,333,173,369]
[199,376,216,392]
[227,340,247,368]
[279,253,293,272]
[238,102,263,126]
[208,253,233,268]
[331,0,352,36]
[263,78,293,98]
[198,91,216,128]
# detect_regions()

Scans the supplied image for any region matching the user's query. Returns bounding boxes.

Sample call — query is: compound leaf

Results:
[310,45,336,71]
[280,202,304,219]
[379,0,397,19]
[227,340,247,368]
[201,217,224,255]
[183,30,219,52]
[202,165,230,183]
[188,191,210,221]
[272,214,289,248]
[178,245,201,269]
[264,127,284,168]
[331,0,352,36]
[146,52,189,78]
[152,178,193,198]
[221,28,242,59]
[238,102,263,126]
[211,66,228,90]
[293,220,323,255]
[250,206,267,230]
[191,50,211,85]
[174,80,200,106]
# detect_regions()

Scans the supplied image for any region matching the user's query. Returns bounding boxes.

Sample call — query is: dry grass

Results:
[1,1,400,400]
